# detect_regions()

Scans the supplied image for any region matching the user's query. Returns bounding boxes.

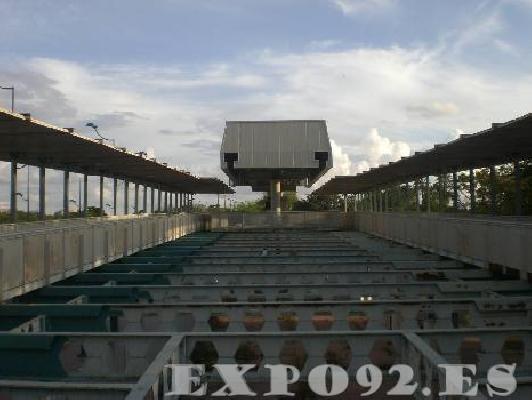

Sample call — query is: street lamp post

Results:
[0,86,14,112]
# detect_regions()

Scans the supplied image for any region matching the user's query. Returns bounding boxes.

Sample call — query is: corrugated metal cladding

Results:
[221,120,333,170]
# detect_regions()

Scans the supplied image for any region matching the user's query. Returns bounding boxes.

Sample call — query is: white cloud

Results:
[330,0,395,15]
[3,40,532,205]
[353,128,410,173]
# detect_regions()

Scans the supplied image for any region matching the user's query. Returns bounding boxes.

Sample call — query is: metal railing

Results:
[0,213,204,302]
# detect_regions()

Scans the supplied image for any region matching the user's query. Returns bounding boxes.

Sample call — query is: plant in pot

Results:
[277,311,299,331]
[347,311,369,330]
[244,309,265,331]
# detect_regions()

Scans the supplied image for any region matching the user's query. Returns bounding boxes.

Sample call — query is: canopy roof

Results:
[0,108,233,194]
[314,113,532,195]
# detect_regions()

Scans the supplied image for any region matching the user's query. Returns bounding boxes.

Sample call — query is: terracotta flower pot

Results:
[279,340,307,370]
[221,290,237,302]
[347,312,369,331]
[244,311,265,332]
[209,313,230,332]
[312,311,335,331]
[277,311,299,331]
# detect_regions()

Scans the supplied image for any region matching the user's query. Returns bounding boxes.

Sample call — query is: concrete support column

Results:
[124,180,129,215]
[169,192,173,212]
[514,161,523,216]
[157,187,161,212]
[143,185,148,213]
[82,174,88,217]
[489,165,497,215]
[414,179,420,212]
[438,175,443,211]
[113,178,118,216]
[469,169,475,213]
[10,162,18,223]
[134,183,139,214]
[164,191,168,213]
[270,179,281,213]
[343,194,348,213]
[99,176,104,216]
[354,194,358,212]
[150,187,155,213]
[425,176,431,213]
[63,170,70,218]
[384,189,388,212]
[38,166,45,220]
[452,172,458,211]
[379,190,384,212]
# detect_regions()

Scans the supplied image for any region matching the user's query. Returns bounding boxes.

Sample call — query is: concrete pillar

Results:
[354,194,358,212]
[82,174,88,217]
[164,191,168,213]
[143,185,148,213]
[157,187,161,212]
[489,165,497,215]
[99,176,104,216]
[10,162,18,222]
[170,192,173,212]
[343,194,348,213]
[270,179,281,213]
[134,183,139,213]
[38,166,45,220]
[514,161,523,216]
[384,189,388,212]
[113,178,118,216]
[452,172,458,211]
[438,175,443,211]
[150,187,155,213]
[379,190,384,212]
[63,170,70,218]
[415,179,420,212]
[425,176,431,213]
[469,169,475,213]
[124,180,129,215]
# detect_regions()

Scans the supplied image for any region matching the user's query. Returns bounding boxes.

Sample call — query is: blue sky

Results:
[1,0,532,208]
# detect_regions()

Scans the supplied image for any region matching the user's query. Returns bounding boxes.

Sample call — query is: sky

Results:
[1,0,532,210]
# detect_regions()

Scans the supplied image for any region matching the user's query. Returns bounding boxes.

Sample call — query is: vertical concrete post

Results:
[343,194,348,213]
[514,161,523,216]
[379,190,384,212]
[452,172,458,211]
[82,174,88,217]
[384,189,388,212]
[489,165,497,215]
[164,191,168,213]
[124,180,129,215]
[354,194,358,212]
[10,162,18,223]
[157,187,161,212]
[469,169,475,213]
[414,179,420,212]
[150,187,155,213]
[99,176,104,216]
[270,179,281,213]
[169,192,173,212]
[38,166,46,220]
[113,178,118,216]
[437,175,443,211]
[63,170,70,218]
[425,176,431,213]
[134,183,139,214]
[143,185,148,213]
